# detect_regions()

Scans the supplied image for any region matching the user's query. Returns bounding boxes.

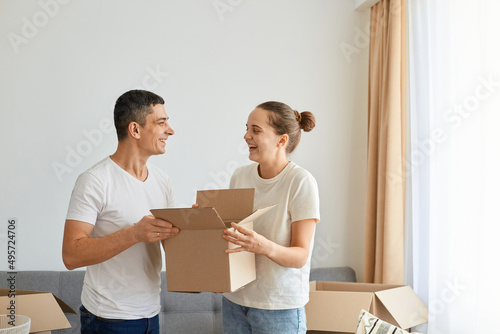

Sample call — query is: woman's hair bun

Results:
[299,111,315,132]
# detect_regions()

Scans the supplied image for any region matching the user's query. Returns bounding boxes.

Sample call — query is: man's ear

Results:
[128,122,141,139]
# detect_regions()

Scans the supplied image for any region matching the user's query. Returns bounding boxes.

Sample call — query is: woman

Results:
[222,101,320,334]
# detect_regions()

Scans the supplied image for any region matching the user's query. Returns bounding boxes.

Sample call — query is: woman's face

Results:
[244,108,283,164]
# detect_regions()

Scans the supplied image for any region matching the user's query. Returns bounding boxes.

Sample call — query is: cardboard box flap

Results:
[237,205,277,226]
[2,289,44,296]
[151,207,225,229]
[196,188,254,221]
[1,289,75,314]
[375,285,428,329]
[54,295,77,314]
[18,293,72,333]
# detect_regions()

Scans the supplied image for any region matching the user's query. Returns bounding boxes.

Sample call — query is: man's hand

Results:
[132,215,179,243]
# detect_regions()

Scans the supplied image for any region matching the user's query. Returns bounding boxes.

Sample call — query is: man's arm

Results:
[62,215,178,270]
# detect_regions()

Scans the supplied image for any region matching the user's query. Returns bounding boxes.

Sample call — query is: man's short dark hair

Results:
[114,90,165,141]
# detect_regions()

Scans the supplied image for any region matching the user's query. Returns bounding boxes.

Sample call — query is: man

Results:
[62,90,179,334]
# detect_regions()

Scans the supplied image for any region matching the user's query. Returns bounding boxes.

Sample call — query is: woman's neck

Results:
[258,159,290,179]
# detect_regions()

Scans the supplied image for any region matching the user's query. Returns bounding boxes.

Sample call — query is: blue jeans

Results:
[80,305,159,334]
[222,297,307,334]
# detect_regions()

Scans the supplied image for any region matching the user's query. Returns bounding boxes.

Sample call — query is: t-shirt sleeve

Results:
[66,172,105,225]
[289,171,321,223]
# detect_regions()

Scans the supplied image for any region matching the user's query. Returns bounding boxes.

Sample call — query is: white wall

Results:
[0,0,369,279]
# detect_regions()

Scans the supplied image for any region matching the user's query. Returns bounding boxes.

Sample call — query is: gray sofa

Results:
[0,267,356,333]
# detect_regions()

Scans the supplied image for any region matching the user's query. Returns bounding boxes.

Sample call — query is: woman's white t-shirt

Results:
[66,157,174,319]
[224,162,320,310]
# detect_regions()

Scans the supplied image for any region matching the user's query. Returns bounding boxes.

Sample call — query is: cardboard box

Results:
[0,288,76,333]
[151,188,275,293]
[305,281,428,333]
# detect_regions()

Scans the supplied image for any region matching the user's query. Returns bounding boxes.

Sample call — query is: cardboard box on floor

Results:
[151,188,275,293]
[305,281,428,333]
[0,288,76,333]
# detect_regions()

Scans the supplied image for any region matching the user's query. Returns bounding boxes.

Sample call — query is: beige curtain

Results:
[363,0,406,284]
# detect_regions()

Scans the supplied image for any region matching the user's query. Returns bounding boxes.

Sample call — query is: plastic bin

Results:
[0,315,30,334]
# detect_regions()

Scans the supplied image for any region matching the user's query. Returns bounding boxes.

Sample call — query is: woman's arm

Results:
[223,218,317,269]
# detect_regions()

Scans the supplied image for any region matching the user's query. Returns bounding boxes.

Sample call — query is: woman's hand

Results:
[222,219,317,269]
[222,222,272,256]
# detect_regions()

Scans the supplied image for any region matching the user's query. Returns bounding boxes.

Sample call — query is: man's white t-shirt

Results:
[66,156,174,319]
[224,162,320,310]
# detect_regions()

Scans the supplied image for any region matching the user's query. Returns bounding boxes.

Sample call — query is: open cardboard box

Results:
[305,281,428,333]
[0,288,76,333]
[151,188,275,293]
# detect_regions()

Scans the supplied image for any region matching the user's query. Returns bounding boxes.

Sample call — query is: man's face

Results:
[138,104,174,156]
